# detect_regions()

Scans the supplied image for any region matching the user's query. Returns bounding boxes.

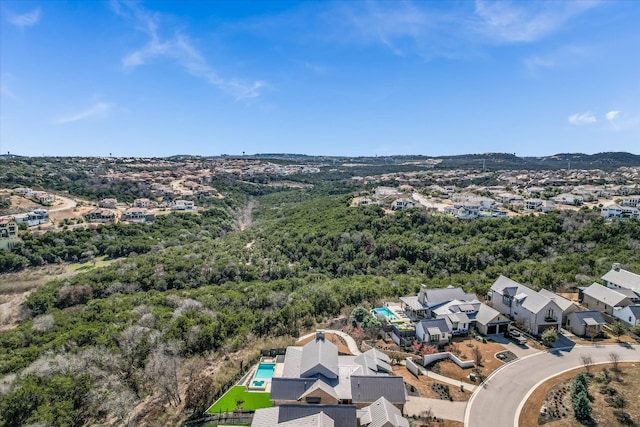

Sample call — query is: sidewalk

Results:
[424,370,477,392]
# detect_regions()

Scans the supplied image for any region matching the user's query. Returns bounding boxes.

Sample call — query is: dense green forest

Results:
[1,182,639,426]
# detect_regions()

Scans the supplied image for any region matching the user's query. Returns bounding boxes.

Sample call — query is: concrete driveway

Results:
[405,396,467,422]
[465,343,640,427]
[487,334,541,359]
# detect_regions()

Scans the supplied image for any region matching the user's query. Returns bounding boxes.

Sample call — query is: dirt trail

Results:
[235,198,257,231]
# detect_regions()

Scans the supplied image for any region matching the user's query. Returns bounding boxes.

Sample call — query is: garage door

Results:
[498,324,509,333]
[487,325,497,334]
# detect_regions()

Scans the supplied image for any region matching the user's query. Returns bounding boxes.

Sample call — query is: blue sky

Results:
[1,0,639,157]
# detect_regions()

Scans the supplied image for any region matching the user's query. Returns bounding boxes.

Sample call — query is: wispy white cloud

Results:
[317,1,601,59]
[568,112,597,125]
[5,8,42,27]
[56,102,114,124]
[113,1,264,100]
[473,0,599,43]
[606,110,621,121]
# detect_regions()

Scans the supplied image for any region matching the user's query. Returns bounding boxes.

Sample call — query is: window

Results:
[630,317,633,322]
[306,397,321,404]
[502,295,512,307]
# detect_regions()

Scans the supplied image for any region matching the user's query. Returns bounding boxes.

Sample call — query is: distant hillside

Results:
[522,152,640,169]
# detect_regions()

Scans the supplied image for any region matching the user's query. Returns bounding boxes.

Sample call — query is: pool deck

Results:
[241,359,284,393]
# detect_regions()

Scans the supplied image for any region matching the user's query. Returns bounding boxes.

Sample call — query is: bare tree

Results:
[184,374,214,414]
[473,345,483,367]
[581,354,594,374]
[144,343,182,406]
[609,352,621,372]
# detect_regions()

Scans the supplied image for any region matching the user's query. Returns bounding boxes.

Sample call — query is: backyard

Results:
[205,386,271,414]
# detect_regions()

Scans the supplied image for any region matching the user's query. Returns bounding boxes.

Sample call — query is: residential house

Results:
[30,191,56,205]
[613,305,640,327]
[400,285,477,319]
[0,217,19,251]
[473,303,511,335]
[601,204,640,219]
[622,195,640,207]
[13,187,32,195]
[391,198,416,210]
[566,310,606,338]
[358,396,410,427]
[538,289,578,326]
[171,200,195,210]
[122,207,155,223]
[98,198,118,208]
[602,264,640,294]
[524,199,544,211]
[270,332,406,410]
[489,276,562,335]
[251,405,357,427]
[133,198,157,208]
[551,193,583,206]
[84,208,116,223]
[13,210,49,227]
[415,318,452,346]
[580,283,631,316]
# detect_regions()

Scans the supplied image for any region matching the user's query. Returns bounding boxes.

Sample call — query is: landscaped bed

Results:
[205,386,272,414]
[519,362,640,426]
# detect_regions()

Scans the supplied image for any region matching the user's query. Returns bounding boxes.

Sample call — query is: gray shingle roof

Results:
[419,318,451,335]
[602,267,640,292]
[491,275,556,314]
[300,335,339,379]
[271,378,330,401]
[350,376,406,405]
[628,305,640,318]
[359,397,410,427]
[422,287,477,308]
[572,310,605,325]
[583,283,629,307]
[475,303,509,326]
[538,289,576,312]
[251,405,357,427]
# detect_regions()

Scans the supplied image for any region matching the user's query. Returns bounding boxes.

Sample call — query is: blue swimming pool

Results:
[373,307,398,321]
[254,363,275,380]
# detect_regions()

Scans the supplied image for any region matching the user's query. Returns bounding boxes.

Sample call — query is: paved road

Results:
[465,343,640,427]
[49,195,77,212]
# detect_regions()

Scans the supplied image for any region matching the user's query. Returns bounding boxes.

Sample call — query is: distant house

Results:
[13,187,32,195]
[622,195,640,207]
[171,200,195,210]
[13,210,49,227]
[415,318,452,346]
[580,283,632,316]
[602,264,640,294]
[133,198,157,208]
[30,191,56,206]
[613,305,640,327]
[98,198,118,208]
[551,193,583,206]
[0,217,19,251]
[122,207,155,223]
[601,204,640,219]
[84,208,116,223]
[489,276,562,335]
[566,310,606,338]
[391,198,416,210]
[473,303,511,335]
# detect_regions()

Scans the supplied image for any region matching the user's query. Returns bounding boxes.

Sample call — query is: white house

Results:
[613,305,640,327]
[489,276,562,335]
[415,318,452,346]
[602,264,640,293]
[566,310,606,338]
[580,283,631,316]
[538,289,578,326]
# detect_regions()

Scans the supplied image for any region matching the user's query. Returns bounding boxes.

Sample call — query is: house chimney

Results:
[613,263,621,272]
[315,330,325,341]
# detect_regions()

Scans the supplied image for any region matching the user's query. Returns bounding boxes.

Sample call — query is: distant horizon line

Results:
[1,150,639,159]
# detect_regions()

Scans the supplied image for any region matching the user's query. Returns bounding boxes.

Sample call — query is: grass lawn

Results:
[205,386,272,414]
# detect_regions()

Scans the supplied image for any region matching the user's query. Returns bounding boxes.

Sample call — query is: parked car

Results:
[506,329,528,345]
